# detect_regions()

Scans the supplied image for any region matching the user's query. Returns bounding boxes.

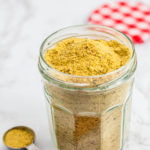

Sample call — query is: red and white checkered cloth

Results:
[88,1,150,44]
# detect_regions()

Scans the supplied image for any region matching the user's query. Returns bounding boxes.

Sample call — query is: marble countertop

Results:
[0,0,150,149]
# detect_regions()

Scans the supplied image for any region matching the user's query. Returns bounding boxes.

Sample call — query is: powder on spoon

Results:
[4,127,34,148]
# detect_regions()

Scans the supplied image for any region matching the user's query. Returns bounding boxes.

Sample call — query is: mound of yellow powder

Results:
[44,38,131,76]
[4,128,34,148]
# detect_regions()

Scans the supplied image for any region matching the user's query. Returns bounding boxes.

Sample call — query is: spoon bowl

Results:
[3,126,39,150]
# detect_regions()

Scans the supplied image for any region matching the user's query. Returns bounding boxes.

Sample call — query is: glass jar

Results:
[38,25,137,150]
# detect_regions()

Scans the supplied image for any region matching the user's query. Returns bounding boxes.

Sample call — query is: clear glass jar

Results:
[38,25,137,150]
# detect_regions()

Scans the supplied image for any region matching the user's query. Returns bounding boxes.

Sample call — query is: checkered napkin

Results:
[88,1,150,44]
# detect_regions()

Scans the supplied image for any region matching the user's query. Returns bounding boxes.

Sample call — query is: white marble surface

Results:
[0,0,150,149]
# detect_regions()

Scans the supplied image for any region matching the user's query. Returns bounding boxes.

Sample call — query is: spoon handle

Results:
[26,144,40,150]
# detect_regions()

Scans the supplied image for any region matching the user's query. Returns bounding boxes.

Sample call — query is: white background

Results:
[0,0,150,149]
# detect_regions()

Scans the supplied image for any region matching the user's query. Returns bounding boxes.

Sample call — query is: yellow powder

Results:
[4,128,34,148]
[44,38,131,76]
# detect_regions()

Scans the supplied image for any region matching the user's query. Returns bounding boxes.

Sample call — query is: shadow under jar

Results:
[38,25,137,150]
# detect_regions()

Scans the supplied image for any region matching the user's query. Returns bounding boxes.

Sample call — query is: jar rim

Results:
[40,24,135,78]
[39,24,136,89]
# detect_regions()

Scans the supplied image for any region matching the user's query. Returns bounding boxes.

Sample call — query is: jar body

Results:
[38,25,137,150]
[44,78,133,150]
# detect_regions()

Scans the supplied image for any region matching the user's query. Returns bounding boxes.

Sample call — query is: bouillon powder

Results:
[44,38,131,76]
[4,127,34,148]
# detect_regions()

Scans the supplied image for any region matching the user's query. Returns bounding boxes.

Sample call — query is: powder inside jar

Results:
[43,37,134,150]
[44,38,131,76]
